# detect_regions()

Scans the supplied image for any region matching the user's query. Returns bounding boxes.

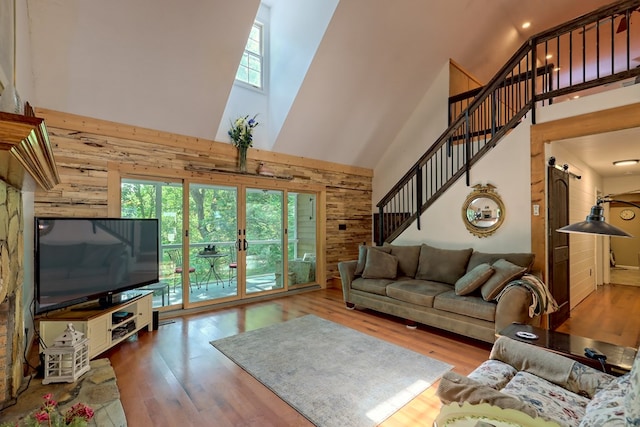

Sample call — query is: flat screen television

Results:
[35,217,159,314]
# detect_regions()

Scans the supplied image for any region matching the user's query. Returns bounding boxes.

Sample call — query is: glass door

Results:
[121,179,185,309]
[287,192,317,287]
[245,188,284,294]
[188,183,239,304]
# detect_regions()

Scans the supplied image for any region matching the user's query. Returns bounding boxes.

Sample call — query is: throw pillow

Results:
[355,245,391,276]
[480,259,527,301]
[415,244,473,285]
[383,243,421,277]
[361,249,398,279]
[454,263,494,296]
[466,251,535,273]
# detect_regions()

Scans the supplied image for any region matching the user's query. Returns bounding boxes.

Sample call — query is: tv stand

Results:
[39,291,153,359]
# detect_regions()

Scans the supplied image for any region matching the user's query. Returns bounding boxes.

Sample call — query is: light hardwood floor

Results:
[105,284,639,426]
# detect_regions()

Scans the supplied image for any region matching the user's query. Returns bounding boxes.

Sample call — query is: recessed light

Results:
[546,54,553,59]
[573,95,580,99]
[613,159,639,166]
[522,22,531,29]
[553,67,561,72]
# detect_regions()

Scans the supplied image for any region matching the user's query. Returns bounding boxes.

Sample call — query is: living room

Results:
[1,0,640,425]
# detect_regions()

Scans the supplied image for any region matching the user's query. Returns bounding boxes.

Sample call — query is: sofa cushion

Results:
[386,279,451,307]
[480,259,527,301]
[354,245,391,276]
[566,362,615,399]
[351,277,394,296]
[501,371,589,427]
[467,251,535,273]
[433,290,496,322]
[578,374,630,427]
[624,346,640,426]
[383,243,421,278]
[362,249,398,279]
[415,244,473,285]
[467,360,518,390]
[454,263,494,296]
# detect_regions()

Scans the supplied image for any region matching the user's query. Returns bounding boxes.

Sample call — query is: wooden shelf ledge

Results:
[0,103,60,190]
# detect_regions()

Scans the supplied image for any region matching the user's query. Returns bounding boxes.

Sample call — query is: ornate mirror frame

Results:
[462,184,506,238]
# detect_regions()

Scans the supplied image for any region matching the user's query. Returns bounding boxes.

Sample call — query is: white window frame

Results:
[234,4,270,93]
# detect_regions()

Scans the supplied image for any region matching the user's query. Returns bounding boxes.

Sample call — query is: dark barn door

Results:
[547,166,570,329]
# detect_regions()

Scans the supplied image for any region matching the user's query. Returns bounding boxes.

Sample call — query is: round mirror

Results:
[462,184,505,237]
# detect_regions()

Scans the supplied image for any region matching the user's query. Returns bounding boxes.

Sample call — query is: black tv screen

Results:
[35,217,159,314]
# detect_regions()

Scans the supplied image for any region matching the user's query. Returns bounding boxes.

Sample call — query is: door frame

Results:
[530,103,640,280]
[109,165,327,311]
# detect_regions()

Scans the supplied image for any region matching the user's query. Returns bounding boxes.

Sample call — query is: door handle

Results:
[243,239,248,251]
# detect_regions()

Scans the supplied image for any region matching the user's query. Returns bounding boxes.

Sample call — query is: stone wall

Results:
[0,179,26,406]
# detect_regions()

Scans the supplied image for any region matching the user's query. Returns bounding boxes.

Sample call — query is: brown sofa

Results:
[338,243,546,343]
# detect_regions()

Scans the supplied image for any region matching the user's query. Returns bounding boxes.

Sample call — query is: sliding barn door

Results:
[547,167,570,329]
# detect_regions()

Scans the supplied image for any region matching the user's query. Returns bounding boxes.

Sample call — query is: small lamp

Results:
[42,323,90,384]
[557,197,639,237]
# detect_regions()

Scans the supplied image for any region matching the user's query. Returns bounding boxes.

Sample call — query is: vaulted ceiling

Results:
[23,0,616,170]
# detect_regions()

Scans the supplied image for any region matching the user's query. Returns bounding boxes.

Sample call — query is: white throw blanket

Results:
[497,273,559,317]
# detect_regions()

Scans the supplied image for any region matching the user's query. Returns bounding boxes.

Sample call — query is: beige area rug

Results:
[211,314,452,427]
[0,358,126,427]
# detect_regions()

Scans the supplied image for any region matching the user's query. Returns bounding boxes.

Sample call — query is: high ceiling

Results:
[23,0,624,171]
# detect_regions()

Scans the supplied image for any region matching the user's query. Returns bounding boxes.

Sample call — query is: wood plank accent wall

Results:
[33,108,373,285]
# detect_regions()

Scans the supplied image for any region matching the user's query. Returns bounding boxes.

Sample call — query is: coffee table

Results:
[498,323,637,376]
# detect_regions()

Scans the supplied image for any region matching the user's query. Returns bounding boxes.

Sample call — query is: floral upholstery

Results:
[467,359,517,390]
[625,346,640,427]
[579,374,629,427]
[566,362,615,398]
[449,337,640,427]
[501,371,589,427]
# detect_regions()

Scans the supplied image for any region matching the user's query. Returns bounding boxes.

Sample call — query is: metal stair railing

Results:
[376,0,640,245]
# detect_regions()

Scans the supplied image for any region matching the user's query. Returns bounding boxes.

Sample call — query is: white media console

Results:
[39,291,153,359]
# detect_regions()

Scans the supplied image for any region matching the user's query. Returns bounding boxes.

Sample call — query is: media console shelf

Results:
[39,291,153,359]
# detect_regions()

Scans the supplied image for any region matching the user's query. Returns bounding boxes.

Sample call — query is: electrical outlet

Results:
[533,204,540,216]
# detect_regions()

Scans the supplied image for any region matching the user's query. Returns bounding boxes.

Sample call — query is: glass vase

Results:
[237,146,248,173]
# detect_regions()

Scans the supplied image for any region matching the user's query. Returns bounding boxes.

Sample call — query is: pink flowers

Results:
[25,393,95,426]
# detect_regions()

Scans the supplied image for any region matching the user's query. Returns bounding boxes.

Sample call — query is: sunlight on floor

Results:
[366,379,432,423]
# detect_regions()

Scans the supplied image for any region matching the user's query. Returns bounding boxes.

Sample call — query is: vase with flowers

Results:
[228,114,259,172]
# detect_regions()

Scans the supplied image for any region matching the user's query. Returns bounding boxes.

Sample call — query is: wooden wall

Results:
[33,108,373,285]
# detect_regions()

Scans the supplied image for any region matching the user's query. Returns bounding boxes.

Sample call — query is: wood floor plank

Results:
[104,285,639,426]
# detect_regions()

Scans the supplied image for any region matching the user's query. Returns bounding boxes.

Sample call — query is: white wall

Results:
[373,62,450,204]
[394,116,532,253]
[215,0,338,151]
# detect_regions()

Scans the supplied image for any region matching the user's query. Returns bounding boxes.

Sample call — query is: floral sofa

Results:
[437,336,640,426]
[338,243,555,343]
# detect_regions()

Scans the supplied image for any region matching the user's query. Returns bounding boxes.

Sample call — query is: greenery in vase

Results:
[0,394,94,427]
[228,114,259,149]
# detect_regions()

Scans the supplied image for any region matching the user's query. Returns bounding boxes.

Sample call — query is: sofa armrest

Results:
[495,286,538,333]
[338,260,357,302]
[490,336,576,387]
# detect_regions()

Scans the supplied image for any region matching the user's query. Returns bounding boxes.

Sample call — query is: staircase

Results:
[376,0,640,245]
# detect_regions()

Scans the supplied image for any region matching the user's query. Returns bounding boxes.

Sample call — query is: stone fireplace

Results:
[0,179,27,407]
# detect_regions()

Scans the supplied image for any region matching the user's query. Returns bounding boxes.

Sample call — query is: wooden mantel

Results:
[0,103,60,191]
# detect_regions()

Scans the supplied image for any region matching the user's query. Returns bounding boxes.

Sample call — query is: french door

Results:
[121,177,317,310]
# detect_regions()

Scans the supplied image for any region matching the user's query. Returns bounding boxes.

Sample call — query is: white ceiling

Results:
[554,125,640,178]
[22,0,624,170]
